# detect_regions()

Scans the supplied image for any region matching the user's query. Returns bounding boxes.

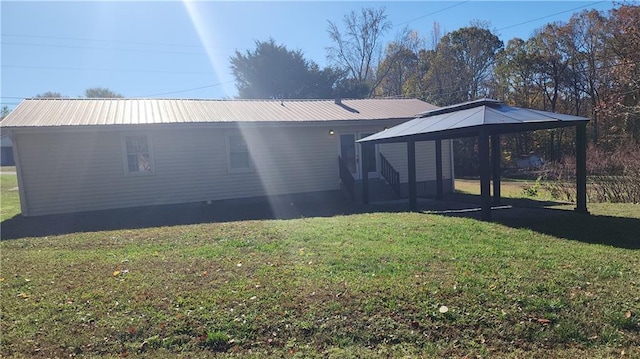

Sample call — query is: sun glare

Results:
[181,0,236,97]
[182,0,312,220]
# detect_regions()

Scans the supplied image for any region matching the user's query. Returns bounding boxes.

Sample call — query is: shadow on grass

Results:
[493,208,640,249]
[430,193,640,250]
[0,193,409,241]
[2,192,638,249]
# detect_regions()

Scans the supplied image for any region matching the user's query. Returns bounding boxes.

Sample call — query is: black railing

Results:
[338,156,355,200]
[380,153,401,198]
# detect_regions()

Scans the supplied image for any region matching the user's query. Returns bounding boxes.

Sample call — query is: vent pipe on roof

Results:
[335,97,342,105]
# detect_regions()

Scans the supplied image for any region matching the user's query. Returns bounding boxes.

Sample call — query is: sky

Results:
[1,0,625,109]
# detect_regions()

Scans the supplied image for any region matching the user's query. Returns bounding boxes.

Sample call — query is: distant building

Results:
[516,154,544,169]
[0,135,15,166]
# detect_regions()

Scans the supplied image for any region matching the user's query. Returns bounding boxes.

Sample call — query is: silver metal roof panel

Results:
[0,98,437,128]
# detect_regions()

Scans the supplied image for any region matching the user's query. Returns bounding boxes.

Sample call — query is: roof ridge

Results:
[418,98,502,118]
[23,97,421,102]
[2,97,434,127]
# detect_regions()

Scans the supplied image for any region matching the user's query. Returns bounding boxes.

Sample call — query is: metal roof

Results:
[359,99,589,144]
[0,98,437,128]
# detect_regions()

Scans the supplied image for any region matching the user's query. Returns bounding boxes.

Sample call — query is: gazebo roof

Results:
[359,98,589,144]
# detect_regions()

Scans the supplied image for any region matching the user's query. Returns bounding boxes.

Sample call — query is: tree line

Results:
[230,5,639,175]
[24,5,638,176]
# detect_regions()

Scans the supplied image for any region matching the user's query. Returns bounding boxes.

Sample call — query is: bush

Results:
[543,141,640,203]
[521,176,543,197]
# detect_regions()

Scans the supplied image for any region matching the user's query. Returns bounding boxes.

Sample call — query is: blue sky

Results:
[1,1,621,109]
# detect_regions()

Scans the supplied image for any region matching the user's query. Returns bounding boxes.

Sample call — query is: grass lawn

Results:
[455,177,555,200]
[0,170,20,221]
[1,174,639,358]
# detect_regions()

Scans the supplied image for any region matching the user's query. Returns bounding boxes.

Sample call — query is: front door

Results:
[339,133,379,180]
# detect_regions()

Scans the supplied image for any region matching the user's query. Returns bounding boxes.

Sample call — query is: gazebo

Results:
[358,98,589,221]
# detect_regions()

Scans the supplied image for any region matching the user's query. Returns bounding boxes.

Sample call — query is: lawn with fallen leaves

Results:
[1,209,639,358]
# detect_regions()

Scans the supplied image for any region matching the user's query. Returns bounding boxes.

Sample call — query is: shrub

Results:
[543,140,640,203]
[521,176,543,197]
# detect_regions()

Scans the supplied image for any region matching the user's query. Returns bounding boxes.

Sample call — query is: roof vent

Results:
[334,97,342,105]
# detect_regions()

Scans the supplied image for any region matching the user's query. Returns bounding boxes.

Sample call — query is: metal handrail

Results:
[380,153,401,197]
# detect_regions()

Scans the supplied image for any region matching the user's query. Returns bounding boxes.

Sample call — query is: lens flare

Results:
[182,1,313,219]
[181,0,236,97]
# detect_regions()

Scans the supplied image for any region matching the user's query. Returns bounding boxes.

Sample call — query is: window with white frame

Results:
[123,134,153,174]
[226,134,252,172]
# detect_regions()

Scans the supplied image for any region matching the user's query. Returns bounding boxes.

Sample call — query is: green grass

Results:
[1,174,639,357]
[455,178,556,200]
[1,171,20,221]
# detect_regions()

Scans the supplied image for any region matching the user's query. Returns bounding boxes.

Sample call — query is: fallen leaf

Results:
[537,318,551,325]
[17,292,29,299]
[625,311,632,318]
[439,305,449,314]
[113,271,121,277]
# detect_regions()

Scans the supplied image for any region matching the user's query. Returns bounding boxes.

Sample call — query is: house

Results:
[0,98,455,217]
[516,154,544,169]
[0,134,15,166]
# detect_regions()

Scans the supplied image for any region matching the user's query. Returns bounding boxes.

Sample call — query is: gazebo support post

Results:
[408,139,417,211]
[362,143,370,205]
[435,139,443,199]
[491,134,501,205]
[575,123,589,214]
[479,130,492,221]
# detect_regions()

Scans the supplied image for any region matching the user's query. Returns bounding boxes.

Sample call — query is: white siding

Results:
[15,126,340,216]
[379,140,452,182]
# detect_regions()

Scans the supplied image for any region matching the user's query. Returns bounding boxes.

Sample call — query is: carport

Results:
[358,98,590,221]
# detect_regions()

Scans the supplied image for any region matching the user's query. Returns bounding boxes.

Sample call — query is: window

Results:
[123,134,153,174]
[226,134,252,172]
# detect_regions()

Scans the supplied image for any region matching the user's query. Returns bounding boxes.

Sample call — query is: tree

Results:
[230,39,337,99]
[376,45,418,97]
[493,38,540,160]
[564,10,609,144]
[375,29,425,98]
[494,38,539,107]
[421,26,503,176]
[421,26,502,106]
[605,5,640,143]
[326,7,392,97]
[35,92,64,98]
[1,106,10,120]
[84,87,124,98]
